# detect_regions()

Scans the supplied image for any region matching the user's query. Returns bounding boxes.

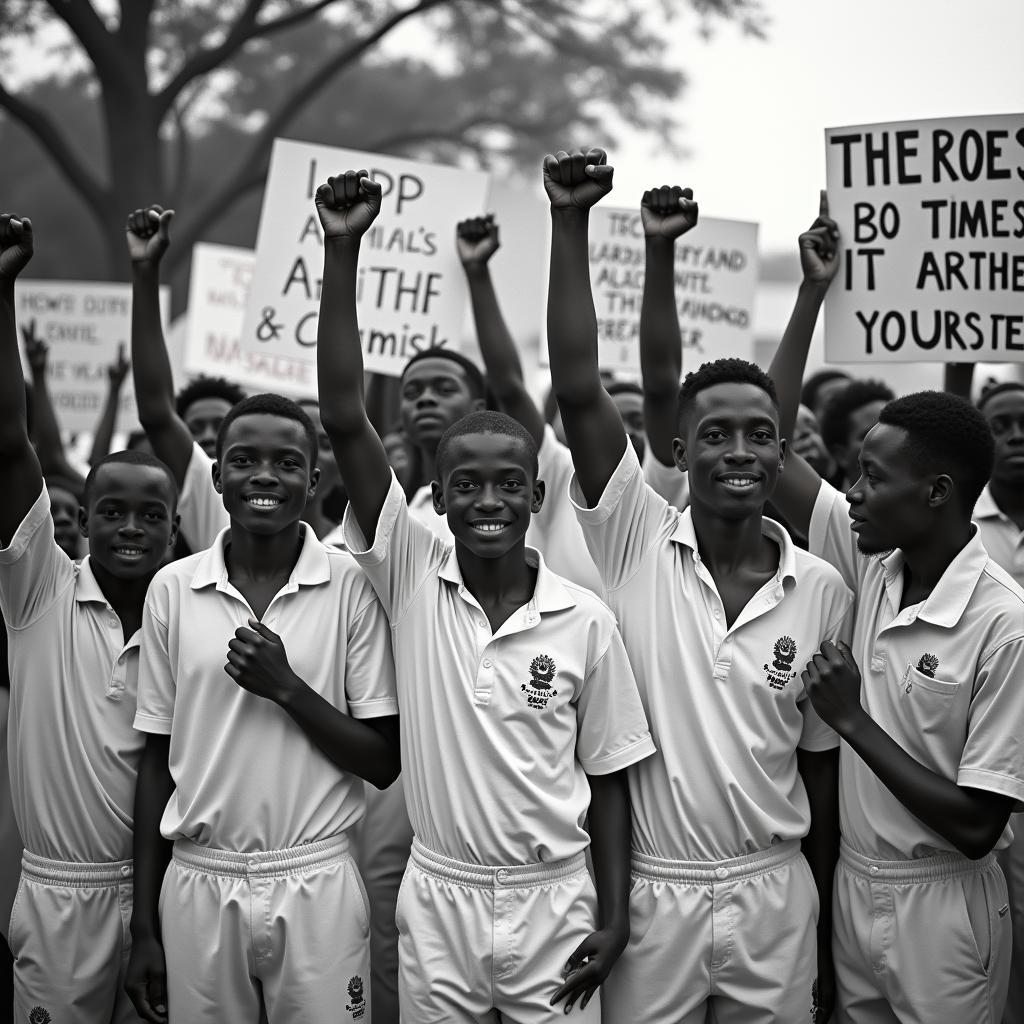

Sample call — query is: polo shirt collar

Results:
[437,545,576,614]
[973,484,1004,522]
[73,556,108,605]
[879,528,988,628]
[668,507,798,584]
[190,523,331,591]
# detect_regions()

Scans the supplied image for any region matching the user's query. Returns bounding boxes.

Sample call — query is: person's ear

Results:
[927,473,955,509]
[532,478,545,515]
[211,461,223,494]
[777,437,787,474]
[307,467,320,499]
[78,505,89,538]
[431,479,446,517]
[672,436,688,473]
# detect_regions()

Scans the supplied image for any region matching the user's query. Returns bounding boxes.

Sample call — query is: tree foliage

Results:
[0,0,765,288]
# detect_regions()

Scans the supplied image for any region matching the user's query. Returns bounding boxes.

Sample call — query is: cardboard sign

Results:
[241,139,490,379]
[17,280,169,433]
[184,243,315,397]
[824,113,1024,362]
[571,208,758,375]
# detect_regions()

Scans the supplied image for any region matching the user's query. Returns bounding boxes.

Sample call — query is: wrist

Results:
[274,670,307,709]
[461,261,490,279]
[833,704,868,739]
[131,260,160,281]
[799,278,830,300]
[645,236,675,255]
[550,206,589,227]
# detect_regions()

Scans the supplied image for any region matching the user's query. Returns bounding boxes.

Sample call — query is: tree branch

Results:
[155,0,345,121]
[168,0,454,262]
[43,0,122,84]
[0,78,109,219]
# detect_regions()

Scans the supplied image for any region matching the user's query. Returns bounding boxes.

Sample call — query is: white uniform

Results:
[570,444,853,1024]
[343,473,655,1023]
[974,486,1024,1024]
[176,440,228,552]
[0,489,144,1023]
[810,480,1024,1024]
[135,525,398,1023]
[642,447,690,510]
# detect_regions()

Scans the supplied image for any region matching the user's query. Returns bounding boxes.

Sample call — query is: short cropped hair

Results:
[820,379,894,450]
[44,473,84,505]
[435,410,539,480]
[801,369,850,412]
[83,450,178,510]
[677,358,779,432]
[977,381,1024,413]
[401,349,487,401]
[606,380,644,398]
[877,391,994,512]
[215,393,318,469]
[175,375,246,418]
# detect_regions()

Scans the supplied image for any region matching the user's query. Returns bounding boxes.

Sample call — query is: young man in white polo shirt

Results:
[125,393,400,1023]
[315,169,655,1022]
[0,214,181,1023]
[544,150,854,1024]
[768,217,1024,1022]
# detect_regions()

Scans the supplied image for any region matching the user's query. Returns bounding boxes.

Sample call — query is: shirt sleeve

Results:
[957,633,1024,807]
[642,448,690,510]
[807,478,864,592]
[0,487,74,630]
[569,442,677,593]
[177,441,229,552]
[342,471,447,623]
[133,573,175,735]
[343,580,400,720]
[574,618,656,775]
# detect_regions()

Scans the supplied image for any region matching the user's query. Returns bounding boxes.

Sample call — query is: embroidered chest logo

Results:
[916,653,939,678]
[763,636,798,690]
[346,975,366,1019]
[522,654,558,710]
[28,1009,52,1024]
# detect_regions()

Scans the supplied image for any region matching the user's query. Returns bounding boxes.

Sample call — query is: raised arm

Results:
[0,216,44,547]
[767,193,841,536]
[127,206,193,486]
[457,215,545,447]
[943,363,975,401]
[639,185,699,467]
[21,319,84,486]
[314,171,392,544]
[89,342,130,466]
[543,148,628,506]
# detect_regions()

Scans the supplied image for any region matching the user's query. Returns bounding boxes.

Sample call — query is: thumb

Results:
[584,163,614,190]
[564,931,600,974]
[359,176,383,198]
[819,189,829,217]
[157,208,175,241]
[248,617,279,642]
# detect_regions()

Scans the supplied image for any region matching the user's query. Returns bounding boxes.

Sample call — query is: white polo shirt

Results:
[570,444,854,862]
[134,525,398,852]
[410,428,604,593]
[342,473,655,866]
[0,488,144,862]
[973,485,1024,588]
[643,448,690,511]
[810,481,1024,860]
[177,440,229,552]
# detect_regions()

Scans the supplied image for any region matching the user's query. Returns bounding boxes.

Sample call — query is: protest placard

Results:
[241,139,490,378]
[17,280,169,433]
[553,208,758,375]
[184,243,315,396]
[824,113,1024,362]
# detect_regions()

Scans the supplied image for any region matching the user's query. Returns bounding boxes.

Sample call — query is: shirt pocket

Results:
[899,664,960,737]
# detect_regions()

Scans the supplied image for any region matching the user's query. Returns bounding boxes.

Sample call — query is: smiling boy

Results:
[125,392,400,1023]
[0,213,180,1024]
[542,150,854,1024]
[315,169,654,1022]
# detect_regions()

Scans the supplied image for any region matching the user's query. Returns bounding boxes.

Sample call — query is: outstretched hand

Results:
[456,214,500,267]
[549,925,627,1013]
[543,148,614,211]
[799,191,840,287]
[641,185,699,241]
[126,206,174,265]
[315,170,383,241]
[0,214,34,280]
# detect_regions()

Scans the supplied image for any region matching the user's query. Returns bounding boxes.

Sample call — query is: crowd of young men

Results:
[0,142,1022,1024]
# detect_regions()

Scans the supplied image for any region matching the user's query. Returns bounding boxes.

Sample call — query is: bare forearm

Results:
[28,364,70,474]
[130,737,174,941]
[840,709,1009,858]
[89,382,123,465]
[278,682,400,789]
[640,237,682,466]
[798,748,839,931]
[130,263,176,424]
[586,770,631,933]
[770,281,828,444]
[944,363,975,400]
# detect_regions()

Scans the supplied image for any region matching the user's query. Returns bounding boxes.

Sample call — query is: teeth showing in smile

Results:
[247,496,281,507]
[720,476,757,491]
[113,546,144,556]
[472,522,507,533]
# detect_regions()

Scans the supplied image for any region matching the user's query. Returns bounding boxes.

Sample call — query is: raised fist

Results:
[0,214,34,280]
[542,148,613,211]
[456,215,500,267]
[314,171,382,241]
[641,185,699,241]
[799,191,841,287]
[126,205,174,265]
